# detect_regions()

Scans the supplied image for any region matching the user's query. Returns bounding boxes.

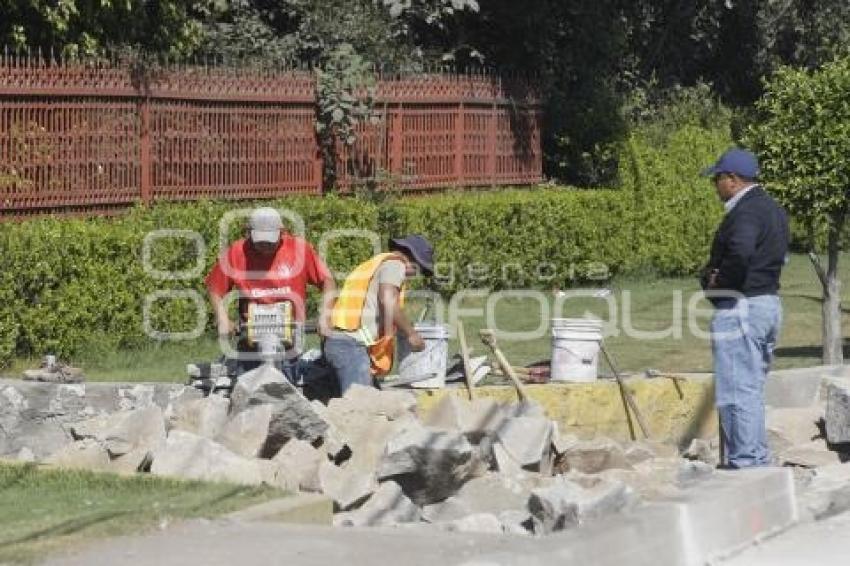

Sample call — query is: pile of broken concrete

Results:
[10,364,737,537]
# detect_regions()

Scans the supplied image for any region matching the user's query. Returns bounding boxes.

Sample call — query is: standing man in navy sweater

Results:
[700,148,790,469]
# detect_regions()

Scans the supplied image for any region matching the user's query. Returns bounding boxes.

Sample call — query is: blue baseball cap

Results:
[701,148,760,179]
[389,234,434,276]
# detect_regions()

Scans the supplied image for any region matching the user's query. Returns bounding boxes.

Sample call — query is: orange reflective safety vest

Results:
[331,253,406,377]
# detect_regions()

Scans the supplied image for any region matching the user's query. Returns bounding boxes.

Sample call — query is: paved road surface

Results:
[43,520,515,566]
[43,509,850,566]
[724,510,850,566]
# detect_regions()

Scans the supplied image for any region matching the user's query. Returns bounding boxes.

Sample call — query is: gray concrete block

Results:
[475,467,797,566]
[0,379,199,458]
[478,505,688,566]
[825,378,850,444]
[334,481,421,527]
[673,467,797,563]
[765,365,849,408]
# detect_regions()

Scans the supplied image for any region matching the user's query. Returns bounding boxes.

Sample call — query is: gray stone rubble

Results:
[3,363,850,538]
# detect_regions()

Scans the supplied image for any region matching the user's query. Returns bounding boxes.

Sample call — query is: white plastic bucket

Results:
[397,323,449,388]
[550,318,603,382]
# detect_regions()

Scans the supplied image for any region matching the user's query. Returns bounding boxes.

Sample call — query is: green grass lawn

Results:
[4,253,848,382]
[434,251,850,373]
[0,462,285,565]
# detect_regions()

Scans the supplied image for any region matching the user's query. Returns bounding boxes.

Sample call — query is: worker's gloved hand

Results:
[407,330,426,352]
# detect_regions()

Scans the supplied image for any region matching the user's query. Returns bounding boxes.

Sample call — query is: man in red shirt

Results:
[205,207,336,379]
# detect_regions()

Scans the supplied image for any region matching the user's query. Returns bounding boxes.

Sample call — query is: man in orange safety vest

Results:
[324,235,434,394]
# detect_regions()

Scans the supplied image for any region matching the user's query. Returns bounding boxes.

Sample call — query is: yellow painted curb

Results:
[414,376,717,446]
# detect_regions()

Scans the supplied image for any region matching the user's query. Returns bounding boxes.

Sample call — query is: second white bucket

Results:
[550,318,603,382]
[397,323,449,388]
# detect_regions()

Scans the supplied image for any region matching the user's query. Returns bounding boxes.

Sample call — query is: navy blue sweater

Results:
[701,186,790,298]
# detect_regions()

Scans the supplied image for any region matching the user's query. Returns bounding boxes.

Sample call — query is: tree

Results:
[199,0,478,66]
[0,0,207,58]
[749,57,850,365]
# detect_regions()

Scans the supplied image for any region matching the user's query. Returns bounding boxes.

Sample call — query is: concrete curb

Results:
[766,365,850,408]
[470,467,797,566]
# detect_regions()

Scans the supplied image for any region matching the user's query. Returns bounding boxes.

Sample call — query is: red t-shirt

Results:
[205,235,331,321]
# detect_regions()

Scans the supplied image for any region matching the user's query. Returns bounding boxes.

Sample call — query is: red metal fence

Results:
[336,75,543,191]
[1,55,542,218]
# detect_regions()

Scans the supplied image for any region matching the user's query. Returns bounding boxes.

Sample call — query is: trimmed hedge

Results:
[0,197,380,363]
[0,124,732,366]
[619,124,727,274]
[382,189,634,292]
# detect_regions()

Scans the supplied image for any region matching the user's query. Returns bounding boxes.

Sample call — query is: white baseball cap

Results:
[249,208,282,243]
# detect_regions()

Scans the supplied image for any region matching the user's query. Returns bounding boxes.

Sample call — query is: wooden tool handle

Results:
[491,346,530,402]
[456,320,476,401]
[600,344,650,439]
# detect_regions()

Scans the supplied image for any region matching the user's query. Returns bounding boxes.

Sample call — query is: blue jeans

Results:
[323,333,372,394]
[711,295,782,468]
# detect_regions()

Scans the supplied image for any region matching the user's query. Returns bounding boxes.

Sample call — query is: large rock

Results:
[1,383,76,459]
[495,417,553,469]
[0,384,27,439]
[453,472,543,515]
[115,384,156,411]
[624,443,657,465]
[424,396,512,440]
[675,460,715,485]
[778,440,844,468]
[528,476,631,534]
[273,439,324,492]
[150,430,265,485]
[624,440,678,465]
[765,366,849,408]
[318,460,377,511]
[165,395,230,439]
[555,437,631,474]
[377,423,480,505]
[797,462,850,521]
[493,442,525,476]
[638,457,713,485]
[110,448,154,475]
[308,401,348,460]
[594,457,714,501]
[230,365,329,455]
[766,405,825,455]
[682,438,718,466]
[44,439,111,471]
[421,497,474,523]
[321,397,411,472]
[260,458,299,492]
[0,379,200,459]
[217,404,274,458]
[339,384,417,421]
[551,423,578,456]
[69,405,165,458]
[825,379,850,444]
[334,481,421,527]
